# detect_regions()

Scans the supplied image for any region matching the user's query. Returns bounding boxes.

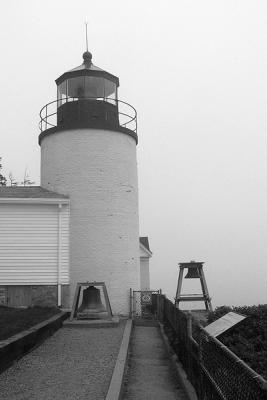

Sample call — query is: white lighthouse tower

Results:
[39,50,140,315]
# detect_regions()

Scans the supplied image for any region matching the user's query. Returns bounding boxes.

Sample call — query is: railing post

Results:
[158,294,163,322]
[186,312,193,383]
[156,290,160,320]
[157,293,160,321]
[45,105,47,130]
[158,289,162,321]
[198,329,205,400]
[129,288,133,319]
[161,293,165,323]
[186,311,192,338]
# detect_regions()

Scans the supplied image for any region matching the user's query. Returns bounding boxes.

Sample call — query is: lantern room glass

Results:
[57,76,117,106]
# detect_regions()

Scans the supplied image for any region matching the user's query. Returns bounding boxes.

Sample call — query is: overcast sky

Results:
[1,0,267,308]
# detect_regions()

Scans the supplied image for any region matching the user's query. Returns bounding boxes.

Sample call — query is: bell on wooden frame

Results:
[77,285,107,319]
[185,266,200,279]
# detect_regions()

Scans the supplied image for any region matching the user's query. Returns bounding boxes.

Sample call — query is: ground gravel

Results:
[0,321,126,400]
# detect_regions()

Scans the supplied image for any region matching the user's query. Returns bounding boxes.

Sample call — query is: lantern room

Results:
[56,51,119,103]
[39,51,137,144]
[55,51,119,130]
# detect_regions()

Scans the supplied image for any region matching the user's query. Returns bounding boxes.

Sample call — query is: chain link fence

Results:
[131,290,160,319]
[158,295,267,400]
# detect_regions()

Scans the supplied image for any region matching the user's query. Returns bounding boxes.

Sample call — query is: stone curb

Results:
[159,322,199,400]
[105,319,132,400]
[63,316,120,328]
[0,311,69,374]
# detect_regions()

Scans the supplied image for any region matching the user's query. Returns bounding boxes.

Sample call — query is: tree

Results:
[0,157,7,186]
[0,158,34,187]
[8,172,18,186]
[21,167,35,186]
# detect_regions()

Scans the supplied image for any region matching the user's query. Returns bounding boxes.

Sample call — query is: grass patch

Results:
[0,306,60,340]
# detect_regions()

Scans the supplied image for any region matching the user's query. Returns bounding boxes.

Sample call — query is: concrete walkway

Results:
[122,325,189,400]
[0,322,125,400]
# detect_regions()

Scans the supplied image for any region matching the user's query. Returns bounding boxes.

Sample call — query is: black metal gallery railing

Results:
[39,97,137,133]
[157,295,267,400]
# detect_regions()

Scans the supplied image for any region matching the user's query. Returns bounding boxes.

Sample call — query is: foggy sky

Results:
[1,0,267,307]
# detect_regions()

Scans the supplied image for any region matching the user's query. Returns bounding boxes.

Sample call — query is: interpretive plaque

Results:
[204,312,247,338]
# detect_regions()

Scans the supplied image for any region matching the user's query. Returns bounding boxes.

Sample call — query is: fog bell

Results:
[77,285,106,319]
[185,267,200,279]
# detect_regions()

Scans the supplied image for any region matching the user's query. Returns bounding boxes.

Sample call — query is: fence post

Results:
[158,293,164,322]
[162,294,166,323]
[186,311,192,338]
[160,290,163,321]
[157,290,162,321]
[129,288,133,319]
[198,328,204,400]
[186,312,193,381]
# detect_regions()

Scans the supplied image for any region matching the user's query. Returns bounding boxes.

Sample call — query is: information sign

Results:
[204,312,247,338]
[141,291,152,305]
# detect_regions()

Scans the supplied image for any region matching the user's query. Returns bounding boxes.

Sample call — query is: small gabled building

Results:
[139,237,152,290]
[0,186,70,307]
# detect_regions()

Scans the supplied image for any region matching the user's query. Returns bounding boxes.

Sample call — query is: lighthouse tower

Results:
[39,50,140,315]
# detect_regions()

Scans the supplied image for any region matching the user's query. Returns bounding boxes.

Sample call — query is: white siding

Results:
[140,258,150,290]
[0,203,69,285]
[59,204,69,284]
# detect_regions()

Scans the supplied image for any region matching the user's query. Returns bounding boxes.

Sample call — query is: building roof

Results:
[139,237,151,252]
[69,54,104,73]
[0,186,68,199]
[55,52,119,87]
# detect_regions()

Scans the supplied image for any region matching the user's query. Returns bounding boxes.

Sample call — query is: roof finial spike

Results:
[85,19,88,52]
[83,19,92,67]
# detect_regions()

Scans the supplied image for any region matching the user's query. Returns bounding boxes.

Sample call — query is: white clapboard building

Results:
[0,51,152,315]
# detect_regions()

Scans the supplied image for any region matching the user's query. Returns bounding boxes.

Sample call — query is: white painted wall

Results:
[140,258,150,290]
[41,128,140,315]
[0,203,69,285]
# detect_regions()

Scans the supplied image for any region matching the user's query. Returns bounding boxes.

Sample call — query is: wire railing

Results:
[39,97,137,133]
[157,295,267,400]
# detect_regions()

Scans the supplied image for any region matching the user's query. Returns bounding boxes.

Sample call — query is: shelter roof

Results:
[139,237,152,258]
[139,237,151,252]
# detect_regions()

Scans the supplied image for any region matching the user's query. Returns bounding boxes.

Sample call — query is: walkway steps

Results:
[122,325,189,400]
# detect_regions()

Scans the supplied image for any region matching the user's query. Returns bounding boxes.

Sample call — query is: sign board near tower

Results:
[204,312,247,338]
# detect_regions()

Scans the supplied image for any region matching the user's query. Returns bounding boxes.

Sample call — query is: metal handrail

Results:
[39,97,137,133]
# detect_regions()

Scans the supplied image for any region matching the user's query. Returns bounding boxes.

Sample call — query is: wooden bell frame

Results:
[175,262,213,311]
